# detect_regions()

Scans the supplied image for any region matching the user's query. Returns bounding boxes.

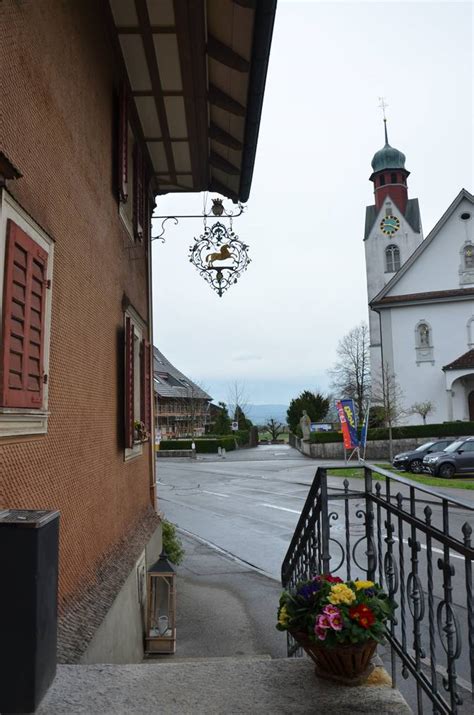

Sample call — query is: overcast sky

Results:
[151,0,473,406]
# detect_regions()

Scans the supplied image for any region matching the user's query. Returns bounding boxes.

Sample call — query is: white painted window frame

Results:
[415,319,434,365]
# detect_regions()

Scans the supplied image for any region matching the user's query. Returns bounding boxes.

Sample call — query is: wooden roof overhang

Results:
[107,0,277,203]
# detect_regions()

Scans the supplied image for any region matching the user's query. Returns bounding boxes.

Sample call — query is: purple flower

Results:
[297,581,322,599]
[316,614,331,629]
[365,588,375,597]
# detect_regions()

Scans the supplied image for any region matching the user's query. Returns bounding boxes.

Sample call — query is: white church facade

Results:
[364,123,474,425]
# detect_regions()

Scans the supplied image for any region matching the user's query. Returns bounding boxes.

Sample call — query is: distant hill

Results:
[246,404,288,426]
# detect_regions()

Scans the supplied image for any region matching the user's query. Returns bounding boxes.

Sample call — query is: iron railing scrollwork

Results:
[281,462,474,715]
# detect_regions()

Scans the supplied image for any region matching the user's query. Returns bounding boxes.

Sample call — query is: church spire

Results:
[370,99,410,214]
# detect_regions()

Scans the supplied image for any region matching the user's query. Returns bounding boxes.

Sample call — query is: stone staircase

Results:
[37,656,411,714]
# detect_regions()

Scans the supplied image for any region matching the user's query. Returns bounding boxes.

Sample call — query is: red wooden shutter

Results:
[140,338,151,433]
[133,143,144,241]
[1,220,48,408]
[124,316,134,448]
[118,83,128,203]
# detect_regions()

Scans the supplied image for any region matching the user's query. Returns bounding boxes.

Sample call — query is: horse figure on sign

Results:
[206,244,232,267]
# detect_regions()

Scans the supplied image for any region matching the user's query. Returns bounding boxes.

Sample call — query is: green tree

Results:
[213,402,232,434]
[234,404,253,430]
[287,391,330,433]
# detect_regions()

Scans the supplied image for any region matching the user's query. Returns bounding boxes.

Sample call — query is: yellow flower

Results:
[355,580,375,590]
[278,606,290,626]
[328,583,356,605]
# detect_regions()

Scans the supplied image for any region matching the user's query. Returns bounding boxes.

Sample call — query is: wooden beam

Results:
[210,177,239,202]
[209,123,243,151]
[173,0,208,191]
[232,0,257,8]
[210,151,240,175]
[135,0,176,182]
[207,35,250,73]
[208,84,245,116]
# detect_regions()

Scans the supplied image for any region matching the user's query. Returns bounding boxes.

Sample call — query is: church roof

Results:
[364,197,421,240]
[443,349,474,371]
[371,287,474,308]
[370,188,474,303]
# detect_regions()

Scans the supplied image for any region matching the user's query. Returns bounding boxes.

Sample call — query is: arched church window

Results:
[464,244,474,269]
[385,245,400,273]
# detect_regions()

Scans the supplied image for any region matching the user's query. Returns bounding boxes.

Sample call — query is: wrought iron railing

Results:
[281,463,474,715]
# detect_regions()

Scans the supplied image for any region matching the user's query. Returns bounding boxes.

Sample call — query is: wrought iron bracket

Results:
[151,202,246,243]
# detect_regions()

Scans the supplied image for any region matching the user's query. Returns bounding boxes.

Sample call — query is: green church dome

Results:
[371,123,406,173]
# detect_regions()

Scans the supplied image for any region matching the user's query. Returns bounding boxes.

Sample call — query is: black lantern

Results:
[145,552,177,654]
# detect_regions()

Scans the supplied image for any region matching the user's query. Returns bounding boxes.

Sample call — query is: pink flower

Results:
[323,605,340,617]
[316,614,331,629]
[329,613,344,631]
[315,626,327,641]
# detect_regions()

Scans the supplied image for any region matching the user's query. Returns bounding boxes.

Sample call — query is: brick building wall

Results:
[1,0,156,622]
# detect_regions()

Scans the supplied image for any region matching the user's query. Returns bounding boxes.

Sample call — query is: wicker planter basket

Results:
[290,630,377,685]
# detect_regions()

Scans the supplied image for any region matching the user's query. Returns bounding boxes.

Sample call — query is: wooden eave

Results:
[107,0,276,202]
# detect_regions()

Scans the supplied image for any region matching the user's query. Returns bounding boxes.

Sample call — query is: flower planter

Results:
[290,630,377,685]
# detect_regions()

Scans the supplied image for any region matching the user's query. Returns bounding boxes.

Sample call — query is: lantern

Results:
[145,552,176,654]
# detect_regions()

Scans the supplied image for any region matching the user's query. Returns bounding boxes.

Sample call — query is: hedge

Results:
[306,421,474,444]
[159,438,236,453]
[204,430,250,446]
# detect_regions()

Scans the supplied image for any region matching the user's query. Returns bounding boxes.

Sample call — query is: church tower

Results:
[364,117,423,377]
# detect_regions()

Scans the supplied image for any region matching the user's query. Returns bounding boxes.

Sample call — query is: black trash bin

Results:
[0,509,60,714]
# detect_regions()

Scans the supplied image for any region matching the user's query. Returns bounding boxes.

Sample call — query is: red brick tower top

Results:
[369,119,410,214]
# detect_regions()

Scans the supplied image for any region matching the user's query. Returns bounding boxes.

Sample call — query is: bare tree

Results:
[329,322,371,422]
[371,361,406,461]
[227,381,250,424]
[264,418,286,442]
[410,401,435,425]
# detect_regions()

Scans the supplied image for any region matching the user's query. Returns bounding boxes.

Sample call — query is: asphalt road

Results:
[157,444,474,712]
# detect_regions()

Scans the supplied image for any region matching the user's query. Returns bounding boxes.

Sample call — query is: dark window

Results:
[461,212,471,220]
[385,245,400,272]
[379,175,385,186]
[391,172,397,183]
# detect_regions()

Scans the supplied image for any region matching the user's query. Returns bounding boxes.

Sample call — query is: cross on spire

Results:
[378,96,389,144]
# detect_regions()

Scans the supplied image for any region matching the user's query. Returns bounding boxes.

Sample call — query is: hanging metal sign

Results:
[188,221,250,297]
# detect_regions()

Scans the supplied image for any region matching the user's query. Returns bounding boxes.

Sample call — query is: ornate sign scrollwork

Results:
[188,222,250,297]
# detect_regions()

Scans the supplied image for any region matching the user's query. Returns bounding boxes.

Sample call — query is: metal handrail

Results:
[281,462,474,715]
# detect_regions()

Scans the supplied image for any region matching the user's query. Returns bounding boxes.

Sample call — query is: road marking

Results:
[260,503,300,514]
[202,490,230,498]
[393,536,464,560]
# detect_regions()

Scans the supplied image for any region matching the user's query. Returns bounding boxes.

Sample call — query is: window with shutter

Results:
[140,338,152,433]
[0,191,54,437]
[1,220,48,408]
[133,143,144,242]
[124,315,135,449]
[118,83,128,204]
[124,306,150,459]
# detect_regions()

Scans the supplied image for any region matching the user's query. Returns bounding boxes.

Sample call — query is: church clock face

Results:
[380,215,400,236]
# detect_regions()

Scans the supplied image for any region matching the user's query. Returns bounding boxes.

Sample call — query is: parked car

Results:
[422,437,474,478]
[392,440,454,473]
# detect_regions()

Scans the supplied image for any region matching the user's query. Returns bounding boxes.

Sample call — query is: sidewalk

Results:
[153,530,287,660]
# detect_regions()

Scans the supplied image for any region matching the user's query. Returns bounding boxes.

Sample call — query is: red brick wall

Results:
[1,0,154,614]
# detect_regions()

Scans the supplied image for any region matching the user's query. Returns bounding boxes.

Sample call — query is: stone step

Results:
[37,657,412,714]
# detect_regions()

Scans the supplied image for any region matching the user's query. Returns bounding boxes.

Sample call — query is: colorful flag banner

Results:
[340,399,359,449]
[335,400,352,450]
